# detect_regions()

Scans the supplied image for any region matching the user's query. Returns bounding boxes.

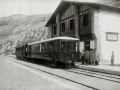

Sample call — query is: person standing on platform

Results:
[98,54,100,65]
[90,48,94,65]
[94,48,98,65]
[81,50,85,65]
[78,50,81,62]
[95,48,100,65]
[111,51,115,65]
[93,49,97,66]
[84,49,90,65]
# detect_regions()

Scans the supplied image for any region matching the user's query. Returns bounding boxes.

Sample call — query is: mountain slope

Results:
[0,13,51,54]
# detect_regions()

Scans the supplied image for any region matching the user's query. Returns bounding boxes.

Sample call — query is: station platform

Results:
[75,62,120,76]
[5,55,120,76]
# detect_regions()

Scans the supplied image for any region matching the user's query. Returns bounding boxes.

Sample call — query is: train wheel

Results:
[66,64,71,69]
[66,64,68,69]
[48,61,52,66]
[53,61,58,67]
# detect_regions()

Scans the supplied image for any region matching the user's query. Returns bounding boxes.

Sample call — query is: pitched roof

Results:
[28,36,79,45]
[46,0,120,27]
[96,0,120,8]
[62,0,120,8]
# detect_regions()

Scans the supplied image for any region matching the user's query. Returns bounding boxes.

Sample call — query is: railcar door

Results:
[53,40,59,61]
[59,40,67,62]
[25,44,28,57]
[59,40,79,63]
[27,45,31,58]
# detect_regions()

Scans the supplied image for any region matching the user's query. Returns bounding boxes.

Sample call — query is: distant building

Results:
[46,0,120,62]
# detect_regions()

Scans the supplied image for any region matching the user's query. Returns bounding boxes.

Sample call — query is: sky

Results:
[0,0,100,18]
[0,0,61,18]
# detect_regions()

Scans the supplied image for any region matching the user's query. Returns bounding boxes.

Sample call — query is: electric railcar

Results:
[15,36,79,68]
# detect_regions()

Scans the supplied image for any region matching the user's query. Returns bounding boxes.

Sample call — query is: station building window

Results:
[60,22,65,32]
[53,26,57,35]
[83,13,89,26]
[70,19,74,30]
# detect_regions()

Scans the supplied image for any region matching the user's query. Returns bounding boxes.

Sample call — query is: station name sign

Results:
[106,32,119,41]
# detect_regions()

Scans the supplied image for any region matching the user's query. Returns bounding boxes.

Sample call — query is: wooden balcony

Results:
[80,26,91,35]
[60,30,75,37]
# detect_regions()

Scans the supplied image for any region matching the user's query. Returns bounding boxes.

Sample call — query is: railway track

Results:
[3,56,120,90]
[3,57,99,90]
[65,68,120,83]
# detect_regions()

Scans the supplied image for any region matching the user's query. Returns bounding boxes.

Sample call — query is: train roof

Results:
[28,36,79,45]
[16,43,27,48]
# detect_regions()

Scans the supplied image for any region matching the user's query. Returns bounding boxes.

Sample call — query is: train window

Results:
[32,45,34,51]
[31,46,32,51]
[23,46,24,51]
[36,44,37,51]
[44,43,47,51]
[61,41,66,52]
[72,42,78,52]
[38,44,40,52]
[47,43,49,51]
[35,44,37,52]
[66,42,72,51]
[36,44,39,52]
[40,44,41,52]
[36,44,38,51]
[54,41,58,52]
[32,45,35,52]
[32,45,33,51]
[34,45,36,51]
[26,47,27,51]
[41,43,45,51]
[36,44,38,52]
[49,42,53,52]
[44,43,46,51]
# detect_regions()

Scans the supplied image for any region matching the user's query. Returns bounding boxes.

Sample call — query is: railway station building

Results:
[46,0,120,62]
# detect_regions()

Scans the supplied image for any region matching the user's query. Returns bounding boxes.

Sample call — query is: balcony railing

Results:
[60,30,75,37]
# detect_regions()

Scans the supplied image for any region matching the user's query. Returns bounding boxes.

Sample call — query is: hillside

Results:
[0,14,52,54]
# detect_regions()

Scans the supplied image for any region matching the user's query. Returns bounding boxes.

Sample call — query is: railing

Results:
[60,30,75,37]
[80,26,91,35]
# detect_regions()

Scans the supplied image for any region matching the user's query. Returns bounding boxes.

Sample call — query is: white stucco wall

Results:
[94,7,120,62]
[80,42,84,52]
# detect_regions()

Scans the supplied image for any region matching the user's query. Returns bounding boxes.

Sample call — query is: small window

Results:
[83,13,89,26]
[54,41,58,52]
[41,43,45,51]
[53,26,57,35]
[70,19,74,30]
[34,45,36,51]
[72,42,78,52]
[49,42,53,51]
[40,44,41,52]
[45,43,49,51]
[61,41,66,52]
[32,45,34,51]
[61,22,65,32]
[66,42,72,51]
[36,44,39,52]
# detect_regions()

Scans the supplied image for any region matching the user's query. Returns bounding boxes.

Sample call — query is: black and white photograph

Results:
[0,0,120,90]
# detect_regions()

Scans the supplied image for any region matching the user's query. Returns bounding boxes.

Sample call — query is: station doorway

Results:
[84,41,90,51]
